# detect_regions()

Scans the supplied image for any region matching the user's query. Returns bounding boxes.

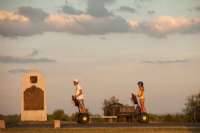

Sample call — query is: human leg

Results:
[78,99,86,113]
[139,99,146,112]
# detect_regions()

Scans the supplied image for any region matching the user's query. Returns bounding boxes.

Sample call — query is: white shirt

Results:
[75,84,84,100]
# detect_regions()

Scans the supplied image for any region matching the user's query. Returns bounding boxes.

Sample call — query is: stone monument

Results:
[21,71,47,121]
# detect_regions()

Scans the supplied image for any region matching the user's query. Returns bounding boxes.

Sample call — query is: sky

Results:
[0,0,200,115]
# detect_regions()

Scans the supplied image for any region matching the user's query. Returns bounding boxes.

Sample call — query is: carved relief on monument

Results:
[24,85,44,110]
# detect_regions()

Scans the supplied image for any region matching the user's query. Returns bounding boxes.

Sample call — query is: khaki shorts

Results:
[78,99,84,107]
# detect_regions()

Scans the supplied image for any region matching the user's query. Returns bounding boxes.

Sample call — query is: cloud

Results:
[8,68,31,74]
[147,10,155,15]
[0,7,200,38]
[0,11,29,22]
[100,36,107,40]
[27,49,39,57]
[117,6,136,14]
[44,14,93,32]
[0,56,56,64]
[87,0,114,17]
[0,7,48,37]
[0,8,126,37]
[0,49,56,64]
[128,20,139,29]
[74,16,130,34]
[62,4,83,15]
[16,6,49,22]
[146,16,197,33]
[128,16,200,38]
[45,14,130,35]
[194,6,200,11]
[142,59,189,64]
[0,10,30,37]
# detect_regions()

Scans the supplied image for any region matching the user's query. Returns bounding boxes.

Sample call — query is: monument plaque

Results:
[21,71,47,121]
[24,85,44,110]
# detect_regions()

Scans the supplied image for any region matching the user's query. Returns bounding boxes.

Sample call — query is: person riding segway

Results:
[72,79,90,124]
[131,81,149,123]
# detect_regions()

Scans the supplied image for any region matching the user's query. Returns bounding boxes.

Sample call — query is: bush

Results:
[162,114,173,122]
[148,114,160,121]
[2,114,20,125]
[148,113,187,122]
[62,114,70,121]
[52,109,65,120]
[183,92,200,122]
[47,114,54,121]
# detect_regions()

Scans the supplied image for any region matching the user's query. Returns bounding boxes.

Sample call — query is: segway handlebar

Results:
[72,95,79,107]
[131,93,139,105]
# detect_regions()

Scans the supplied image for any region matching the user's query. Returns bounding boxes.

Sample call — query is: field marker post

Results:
[53,120,61,128]
[0,120,6,129]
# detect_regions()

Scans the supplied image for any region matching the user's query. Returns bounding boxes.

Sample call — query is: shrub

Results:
[52,109,65,120]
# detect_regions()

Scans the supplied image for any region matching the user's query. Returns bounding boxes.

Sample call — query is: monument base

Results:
[21,110,47,121]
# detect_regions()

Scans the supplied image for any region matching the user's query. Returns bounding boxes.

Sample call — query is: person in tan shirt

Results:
[137,81,146,112]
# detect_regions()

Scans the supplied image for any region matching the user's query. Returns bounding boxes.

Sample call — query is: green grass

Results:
[1,128,200,133]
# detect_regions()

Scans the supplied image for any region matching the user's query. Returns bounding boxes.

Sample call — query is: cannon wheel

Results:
[77,113,90,124]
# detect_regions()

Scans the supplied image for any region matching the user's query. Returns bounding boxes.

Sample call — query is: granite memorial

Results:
[21,71,47,121]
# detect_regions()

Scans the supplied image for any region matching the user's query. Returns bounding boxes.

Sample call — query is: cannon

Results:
[104,93,149,123]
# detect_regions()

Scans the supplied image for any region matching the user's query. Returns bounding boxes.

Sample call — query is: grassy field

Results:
[1,128,200,133]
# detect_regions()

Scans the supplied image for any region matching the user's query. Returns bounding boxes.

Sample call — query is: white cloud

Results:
[8,68,31,74]
[45,14,93,30]
[0,7,200,38]
[117,6,136,14]
[142,59,189,64]
[0,10,29,23]
[0,49,56,64]
[128,16,200,37]
[146,16,200,33]
[128,20,139,29]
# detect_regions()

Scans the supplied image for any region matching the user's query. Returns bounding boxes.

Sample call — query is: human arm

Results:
[75,89,83,97]
[137,89,141,97]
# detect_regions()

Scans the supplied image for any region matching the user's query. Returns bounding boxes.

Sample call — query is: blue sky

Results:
[0,0,200,115]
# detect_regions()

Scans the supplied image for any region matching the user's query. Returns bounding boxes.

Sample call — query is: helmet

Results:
[73,79,79,83]
[137,81,144,87]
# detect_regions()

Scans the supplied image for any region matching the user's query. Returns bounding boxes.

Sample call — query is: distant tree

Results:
[0,114,4,119]
[162,114,173,122]
[53,109,65,120]
[183,92,200,121]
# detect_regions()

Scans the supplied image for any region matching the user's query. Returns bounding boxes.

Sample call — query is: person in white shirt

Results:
[73,79,86,113]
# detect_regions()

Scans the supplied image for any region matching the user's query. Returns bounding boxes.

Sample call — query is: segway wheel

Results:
[138,112,149,123]
[77,113,90,124]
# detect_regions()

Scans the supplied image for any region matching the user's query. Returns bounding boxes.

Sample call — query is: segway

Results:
[72,95,90,124]
[131,93,149,123]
